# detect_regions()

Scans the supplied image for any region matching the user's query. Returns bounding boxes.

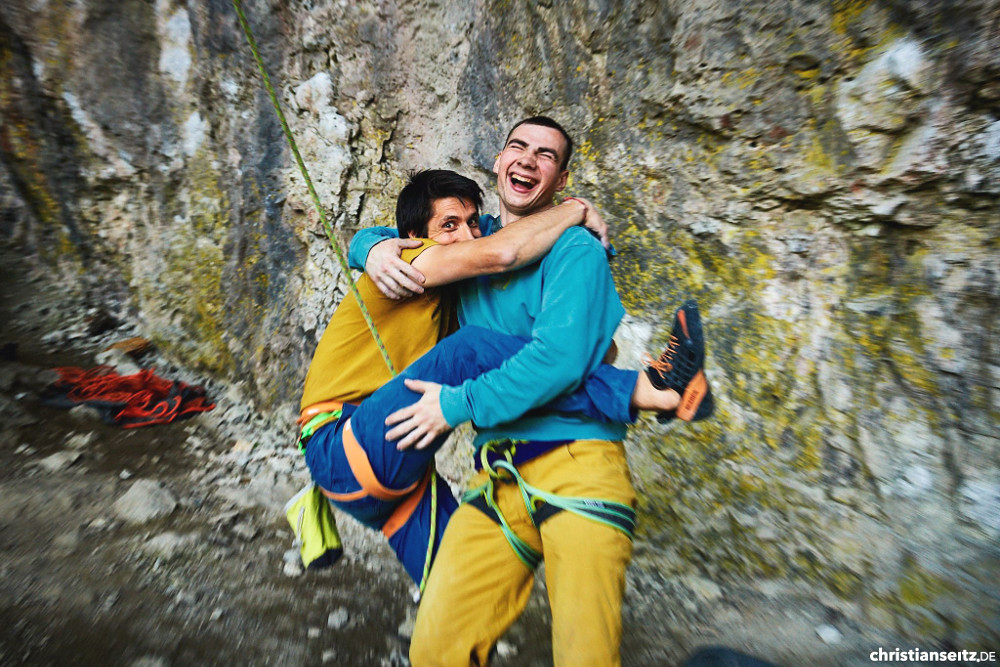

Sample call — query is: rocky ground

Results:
[0,243,923,666]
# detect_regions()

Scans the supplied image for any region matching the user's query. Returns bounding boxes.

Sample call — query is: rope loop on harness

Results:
[464,440,638,570]
[479,440,516,478]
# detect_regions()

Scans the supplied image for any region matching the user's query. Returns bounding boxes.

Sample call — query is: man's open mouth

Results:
[509,173,537,192]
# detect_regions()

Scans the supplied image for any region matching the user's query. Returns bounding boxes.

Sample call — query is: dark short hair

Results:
[395,169,484,238]
[504,116,574,170]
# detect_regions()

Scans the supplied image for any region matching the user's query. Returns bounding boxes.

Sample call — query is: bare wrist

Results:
[562,197,588,221]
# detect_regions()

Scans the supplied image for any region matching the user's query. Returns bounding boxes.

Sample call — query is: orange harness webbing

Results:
[302,406,432,547]
[319,420,420,503]
[297,400,346,426]
[381,467,433,539]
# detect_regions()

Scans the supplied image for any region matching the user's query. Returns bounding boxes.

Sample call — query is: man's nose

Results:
[456,224,475,242]
[516,151,536,168]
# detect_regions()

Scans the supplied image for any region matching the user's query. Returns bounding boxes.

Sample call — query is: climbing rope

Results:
[232,0,439,593]
[45,366,215,428]
[231,0,395,375]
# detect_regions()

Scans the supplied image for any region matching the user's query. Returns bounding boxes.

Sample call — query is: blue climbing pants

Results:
[304,325,638,583]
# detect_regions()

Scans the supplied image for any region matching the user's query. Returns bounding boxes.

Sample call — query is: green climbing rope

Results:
[231,0,395,376]
[232,0,440,594]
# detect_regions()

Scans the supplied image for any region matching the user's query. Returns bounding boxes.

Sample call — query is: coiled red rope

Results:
[49,366,215,428]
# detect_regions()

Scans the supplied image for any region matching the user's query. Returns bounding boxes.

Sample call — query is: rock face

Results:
[1,0,997,649]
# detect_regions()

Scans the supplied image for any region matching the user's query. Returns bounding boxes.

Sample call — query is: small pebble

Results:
[327,608,349,630]
[816,623,842,645]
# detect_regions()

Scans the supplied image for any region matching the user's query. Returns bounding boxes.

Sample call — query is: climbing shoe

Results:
[645,300,714,423]
[284,484,343,570]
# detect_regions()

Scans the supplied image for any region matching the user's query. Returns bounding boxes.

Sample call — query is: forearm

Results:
[485,199,586,271]
[413,201,588,287]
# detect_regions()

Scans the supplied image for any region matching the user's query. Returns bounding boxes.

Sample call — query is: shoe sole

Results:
[676,370,714,422]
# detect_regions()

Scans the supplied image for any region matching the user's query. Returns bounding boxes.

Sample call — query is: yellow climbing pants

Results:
[409,439,637,667]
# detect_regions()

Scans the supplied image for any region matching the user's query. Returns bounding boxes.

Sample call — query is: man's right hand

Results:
[385,379,451,450]
[365,238,427,299]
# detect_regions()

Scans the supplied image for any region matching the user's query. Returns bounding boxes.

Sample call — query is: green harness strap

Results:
[297,410,343,454]
[462,442,638,570]
[232,0,438,594]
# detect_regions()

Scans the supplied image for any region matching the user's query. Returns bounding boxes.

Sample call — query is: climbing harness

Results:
[462,441,638,570]
[232,0,438,592]
[318,421,421,503]
[296,410,341,454]
[296,400,347,454]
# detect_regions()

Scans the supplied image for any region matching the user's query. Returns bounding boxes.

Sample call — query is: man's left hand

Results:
[571,197,610,250]
[385,379,452,450]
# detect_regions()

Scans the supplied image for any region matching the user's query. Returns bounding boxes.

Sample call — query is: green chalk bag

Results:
[284,484,343,570]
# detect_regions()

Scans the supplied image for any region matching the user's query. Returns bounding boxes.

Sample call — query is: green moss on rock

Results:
[142,154,235,376]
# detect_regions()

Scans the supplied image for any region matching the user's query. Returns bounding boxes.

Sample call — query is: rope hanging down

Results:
[231,0,395,376]
[232,0,439,593]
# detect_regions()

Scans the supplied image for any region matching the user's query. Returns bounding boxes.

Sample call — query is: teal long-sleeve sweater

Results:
[347,216,627,449]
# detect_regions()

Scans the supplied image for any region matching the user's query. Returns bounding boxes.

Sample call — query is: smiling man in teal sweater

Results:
[352,117,711,666]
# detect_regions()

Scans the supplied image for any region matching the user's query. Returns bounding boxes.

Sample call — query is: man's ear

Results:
[492,153,501,174]
[555,169,569,192]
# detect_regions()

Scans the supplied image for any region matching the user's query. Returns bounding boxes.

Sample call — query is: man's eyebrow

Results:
[507,138,561,161]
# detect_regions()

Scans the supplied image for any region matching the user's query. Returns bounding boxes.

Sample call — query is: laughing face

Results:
[492,123,569,223]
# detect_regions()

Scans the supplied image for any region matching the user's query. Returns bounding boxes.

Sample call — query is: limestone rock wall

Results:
[1,0,997,648]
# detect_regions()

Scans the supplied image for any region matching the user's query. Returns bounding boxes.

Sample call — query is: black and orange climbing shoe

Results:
[645,300,714,423]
